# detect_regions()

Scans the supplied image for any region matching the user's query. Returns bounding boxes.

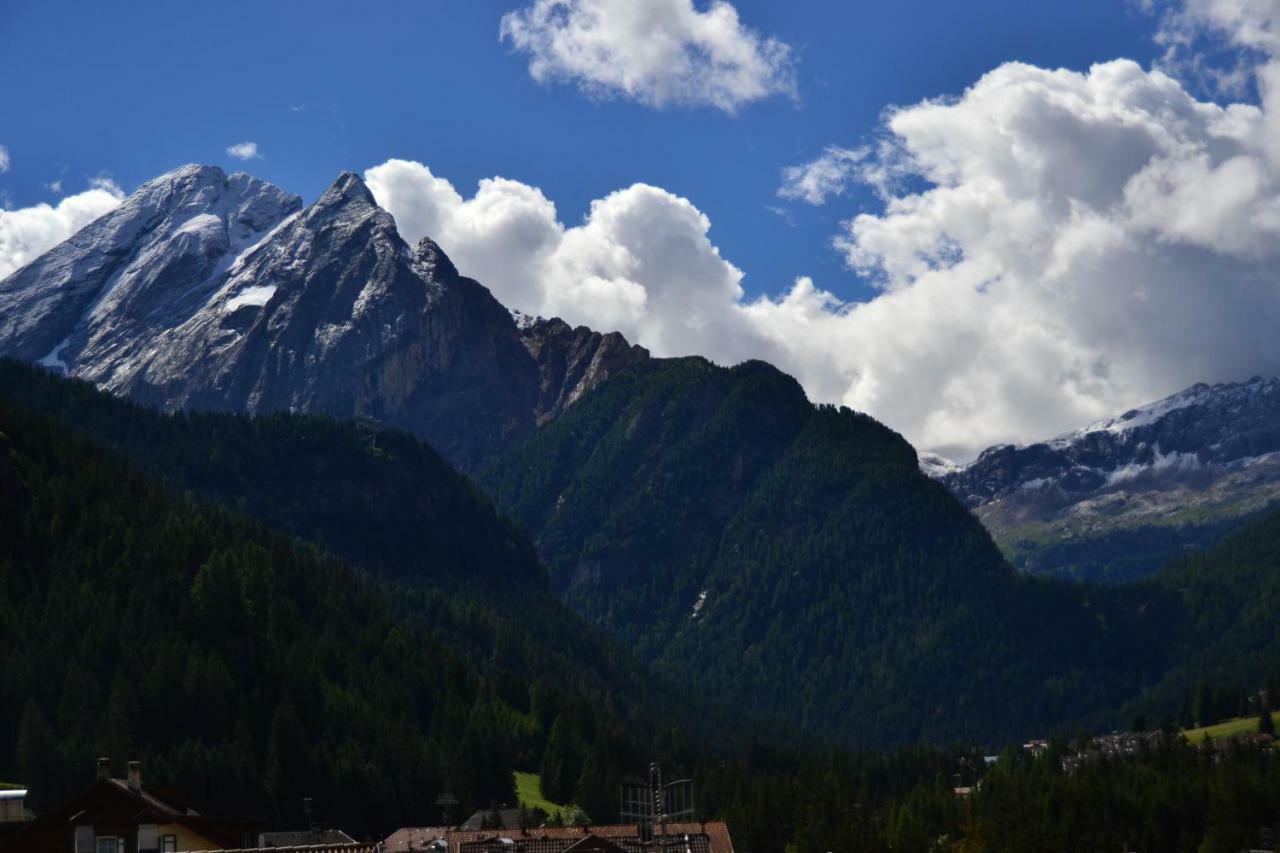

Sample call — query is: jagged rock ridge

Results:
[515,313,650,425]
[0,165,648,469]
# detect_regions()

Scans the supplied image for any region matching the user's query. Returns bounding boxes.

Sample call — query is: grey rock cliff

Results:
[0,165,648,470]
[517,315,650,424]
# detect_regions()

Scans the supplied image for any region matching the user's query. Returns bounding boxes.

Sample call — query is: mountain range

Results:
[0,165,646,471]
[4,162,1280,757]
[930,378,1280,581]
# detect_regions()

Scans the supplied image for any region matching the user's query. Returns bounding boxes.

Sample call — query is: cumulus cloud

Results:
[0,183,125,278]
[225,141,262,161]
[0,145,9,173]
[366,159,759,357]
[778,145,868,205]
[774,57,1280,458]
[1158,0,1280,55]
[499,0,796,112]
[370,9,1280,461]
[367,59,1280,459]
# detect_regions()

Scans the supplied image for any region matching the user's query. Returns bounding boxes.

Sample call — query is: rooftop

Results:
[384,823,734,853]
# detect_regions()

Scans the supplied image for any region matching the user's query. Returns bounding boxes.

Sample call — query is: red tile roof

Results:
[384,823,733,853]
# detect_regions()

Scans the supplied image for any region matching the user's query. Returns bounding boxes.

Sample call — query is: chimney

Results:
[96,758,111,780]
[127,761,142,790]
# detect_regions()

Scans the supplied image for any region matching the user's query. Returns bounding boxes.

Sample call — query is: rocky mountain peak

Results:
[0,165,301,371]
[316,171,378,208]
[518,316,650,424]
[0,165,658,470]
[413,236,459,282]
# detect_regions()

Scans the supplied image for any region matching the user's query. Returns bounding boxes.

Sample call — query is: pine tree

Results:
[1194,683,1212,727]
[540,717,572,804]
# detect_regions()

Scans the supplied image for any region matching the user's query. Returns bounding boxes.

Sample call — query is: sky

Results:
[2,0,1279,460]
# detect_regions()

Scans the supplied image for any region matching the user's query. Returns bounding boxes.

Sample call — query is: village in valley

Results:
[0,760,731,853]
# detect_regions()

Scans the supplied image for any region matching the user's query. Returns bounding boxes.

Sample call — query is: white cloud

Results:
[0,183,125,278]
[776,57,1280,458]
[499,0,796,112]
[366,159,758,357]
[1158,0,1280,55]
[46,179,62,194]
[225,141,262,161]
[778,145,868,205]
[88,176,122,195]
[0,146,9,173]
[367,54,1280,461]
[370,6,1280,461]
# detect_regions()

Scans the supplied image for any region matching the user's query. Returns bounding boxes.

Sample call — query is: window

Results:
[94,838,123,853]
[161,836,178,853]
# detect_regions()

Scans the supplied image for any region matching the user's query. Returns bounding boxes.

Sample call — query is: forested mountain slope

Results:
[0,359,542,589]
[0,362,752,838]
[0,395,534,835]
[1124,504,1280,722]
[484,357,1176,746]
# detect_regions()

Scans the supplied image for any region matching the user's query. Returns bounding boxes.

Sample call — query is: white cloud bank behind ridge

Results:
[373,7,1280,459]
[499,0,796,112]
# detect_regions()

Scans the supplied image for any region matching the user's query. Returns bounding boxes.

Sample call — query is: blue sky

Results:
[5,0,1278,460]
[1,0,1160,305]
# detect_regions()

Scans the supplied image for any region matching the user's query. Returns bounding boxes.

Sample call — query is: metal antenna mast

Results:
[650,763,667,850]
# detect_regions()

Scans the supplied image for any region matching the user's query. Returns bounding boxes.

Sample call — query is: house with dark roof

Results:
[259,829,361,848]
[0,758,261,853]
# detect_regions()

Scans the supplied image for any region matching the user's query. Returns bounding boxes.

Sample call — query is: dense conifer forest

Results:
[4,359,1280,850]
[484,357,1181,745]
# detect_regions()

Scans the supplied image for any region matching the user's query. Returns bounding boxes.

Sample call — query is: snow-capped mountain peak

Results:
[932,376,1280,581]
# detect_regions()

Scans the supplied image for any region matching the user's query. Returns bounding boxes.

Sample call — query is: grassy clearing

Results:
[514,771,566,815]
[1183,712,1277,742]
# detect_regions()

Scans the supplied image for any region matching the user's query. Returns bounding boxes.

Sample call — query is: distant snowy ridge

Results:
[929,375,1280,581]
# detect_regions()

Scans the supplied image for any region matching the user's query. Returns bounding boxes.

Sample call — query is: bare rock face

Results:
[0,165,649,470]
[516,315,650,424]
[0,165,302,368]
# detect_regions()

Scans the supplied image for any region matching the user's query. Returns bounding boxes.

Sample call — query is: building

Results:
[0,758,261,853]
[260,829,361,848]
[383,822,735,853]
[208,843,378,853]
[459,808,546,832]
[0,788,28,824]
